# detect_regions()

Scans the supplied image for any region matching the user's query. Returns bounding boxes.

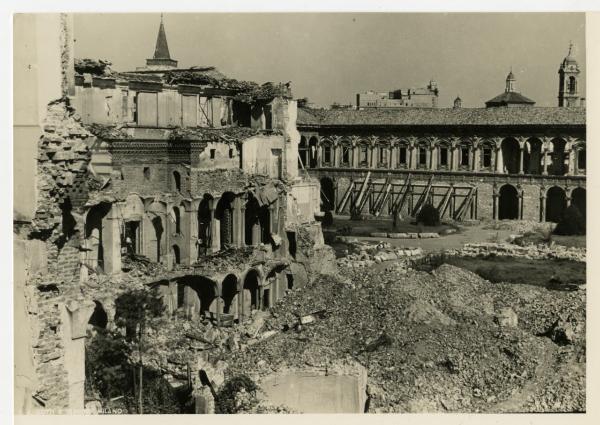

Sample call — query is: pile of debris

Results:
[446,242,585,262]
[336,240,424,268]
[219,262,585,413]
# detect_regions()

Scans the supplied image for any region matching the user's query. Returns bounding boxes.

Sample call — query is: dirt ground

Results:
[324,215,584,253]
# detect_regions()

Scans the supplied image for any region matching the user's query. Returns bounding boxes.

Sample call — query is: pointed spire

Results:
[153,14,171,60]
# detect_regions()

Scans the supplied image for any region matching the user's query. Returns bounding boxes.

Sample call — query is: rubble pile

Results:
[446,242,586,262]
[336,240,424,268]
[217,263,585,413]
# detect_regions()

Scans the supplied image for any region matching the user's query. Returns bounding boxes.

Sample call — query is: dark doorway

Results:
[125,221,140,254]
[498,184,519,220]
[320,177,335,212]
[308,137,318,168]
[524,139,542,174]
[262,288,271,309]
[549,139,567,176]
[172,245,180,264]
[152,216,164,263]
[243,270,261,311]
[286,231,297,259]
[501,138,520,174]
[88,301,108,329]
[546,186,567,223]
[222,274,238,314]
[216,192,235,248]
[571,188,586,219]
[299,136,308,169]
[197,194,213,253]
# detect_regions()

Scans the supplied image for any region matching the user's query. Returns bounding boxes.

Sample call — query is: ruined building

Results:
[14,14,332,413]
[299,48,585,223]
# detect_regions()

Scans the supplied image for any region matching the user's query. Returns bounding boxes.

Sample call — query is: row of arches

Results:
[197,192,272,254]
[86,264,294,332]
[168,265,292,324]
[319,176,585,222]
[497,184,585,222]
[300,135,585,177]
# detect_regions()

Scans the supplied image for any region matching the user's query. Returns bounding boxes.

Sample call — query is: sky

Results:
[73,13,586,108]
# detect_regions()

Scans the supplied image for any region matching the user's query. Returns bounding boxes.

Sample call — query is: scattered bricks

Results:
[52,151,75,161]
[406,233,419,239]
[495,307,518,328]
[388,232,409,239]
[418,232,440,239]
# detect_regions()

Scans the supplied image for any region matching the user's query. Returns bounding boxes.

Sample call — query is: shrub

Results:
[417,203,440,226]
[553,205,586,236]
[215,374,258,414]
[475,265,503,283]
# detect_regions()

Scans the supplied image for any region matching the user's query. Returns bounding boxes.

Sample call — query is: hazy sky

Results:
[73,13,585,108]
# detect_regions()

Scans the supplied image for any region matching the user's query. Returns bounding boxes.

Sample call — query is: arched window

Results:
[323,144,332,165]
[482,146,493,168]
[298,136,308,169]
[359,145,368,167]
[578,149,586,171]
[439,145,449,168]
[341,144,350,166]
[378,145,388,167]
[418,146,427,167]
[568,76,577,94]
[173,171,181,192]
[398,145,408,167]
[459,144,470,168]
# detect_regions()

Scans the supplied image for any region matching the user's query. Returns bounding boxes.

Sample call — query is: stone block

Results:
[388,232,409,239]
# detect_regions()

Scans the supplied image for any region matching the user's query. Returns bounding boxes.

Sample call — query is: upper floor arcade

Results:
[297,106,586,178]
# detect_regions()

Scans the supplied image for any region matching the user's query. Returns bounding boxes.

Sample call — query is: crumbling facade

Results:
[14,14,331,414]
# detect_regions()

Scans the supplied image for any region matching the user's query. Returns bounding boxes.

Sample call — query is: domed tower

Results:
[558,42,581,107]
[453,95,462,109]
[505,69,516,93]
[485,69,535,108]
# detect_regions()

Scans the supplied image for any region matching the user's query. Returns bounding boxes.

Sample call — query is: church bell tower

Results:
[558,42,581,107]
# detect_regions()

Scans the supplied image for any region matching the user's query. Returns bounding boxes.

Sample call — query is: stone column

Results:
[103,208,122,275]
[566,149,574,176]
[430,146,437,171]
[519,188,524,219]
[450,146,456,171]
[240,200,246,247]
[190,204,199,262]
[209,198,220,253]
[566,188,573,207]
[519,147,525,174]
[540,190,546,222]
[542,148,549,175]
[495,147,503,173]
[472,146,480,172]
[62,300,96,411]
[232,198,241,248]
[492,188,499,220]
[251,221,261,246]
